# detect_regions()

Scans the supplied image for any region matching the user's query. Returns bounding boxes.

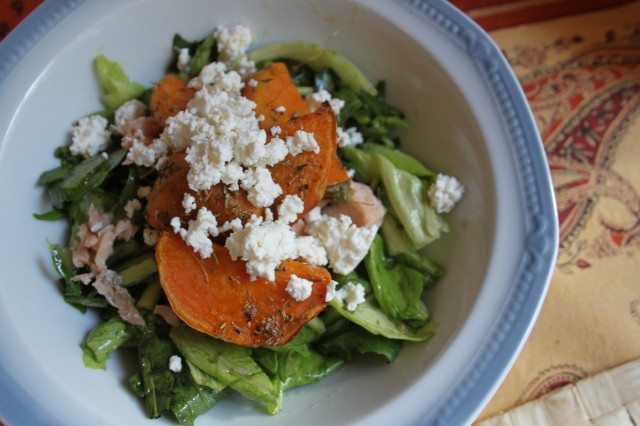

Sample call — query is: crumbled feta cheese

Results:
[305,90,345,116]
[170,217,186,238]
[169,355,183,373]
[101,152,109,159]
[286,274,313,301]
[233,56,257,78]
[124,135,168,168]
[181,207,219,258]
[242,167,283,208]
[143,227,160,246]
[248,78,259,88]
[277,195,304,224]
[70,115,111,158]
[137,186,151,198]
[187,62,243,92]
[325,280,338,302]
[305,212,379,275]
[234,129,287,167]
[182,193,197,214]
[113,99,146,135]
[428,173,464,214]
[270,126,281,136]
[335,282,366,311]
[218,217,243,234]
[285,130,319,155]
[214,25,253,62]
[225,217,298,281]
[294,235,328,266]
[225,215,326,281]
[337,126,364,148]
[177,47,191,74]
[274,105,286,113]
[124,198,142,219]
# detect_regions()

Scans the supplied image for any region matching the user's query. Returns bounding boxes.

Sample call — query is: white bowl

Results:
[0,0,558,425]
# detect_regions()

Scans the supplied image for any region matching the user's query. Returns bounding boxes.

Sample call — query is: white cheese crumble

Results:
[428,173,464,214]
[70,115,111,158]
[143,227,160,246]
[113,99,146,135]
[248,78,259,88]
[214,25,253,62]
[286,274,313,301]
[124,198,141,219]
[270,126,281,136]
[325,280,338,302]
[180,207,220,258]
[225,214,327,281]
[305,209,379,275]
[335,282,366,311]
[182,193,197,214]
[241,166,283,208]
[277,194,304,224]
[337,126,364,148]
[274,105,286,113]
[177,47,191,74]
[285,130,319,155]
[169,355,183,373]
[305,89,345,116]
[225,217,298,281]
[124,136,168,168]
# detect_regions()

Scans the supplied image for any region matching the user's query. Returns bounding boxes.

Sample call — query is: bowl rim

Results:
[0,0,559,425]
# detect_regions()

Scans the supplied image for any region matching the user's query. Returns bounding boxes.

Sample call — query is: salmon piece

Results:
[121,117,163,148]
[322,181,386,227]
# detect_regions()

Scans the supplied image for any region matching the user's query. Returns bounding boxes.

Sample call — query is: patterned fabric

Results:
[462,0,640,420]
[453,0,637,31]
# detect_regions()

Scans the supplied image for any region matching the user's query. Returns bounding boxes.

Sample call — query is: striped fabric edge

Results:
[449,0,638,31]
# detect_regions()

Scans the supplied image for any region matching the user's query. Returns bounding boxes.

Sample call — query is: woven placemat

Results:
[476,357,640,425]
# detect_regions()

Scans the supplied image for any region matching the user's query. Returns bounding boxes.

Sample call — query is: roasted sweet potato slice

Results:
[270,102,337,218]
[145,153,263,230]
[242,62,311,130]
[150,74,196,126]
[326,154,350,186]
[156,231,331,347]
[146,104,337,228]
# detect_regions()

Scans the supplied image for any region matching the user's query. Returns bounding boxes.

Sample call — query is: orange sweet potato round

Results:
[145,153,264,231]
[150,73,196,126]
[270,102,337,219]
[242,62,311,130]
[156,231,331,347]
[146,104,337,228]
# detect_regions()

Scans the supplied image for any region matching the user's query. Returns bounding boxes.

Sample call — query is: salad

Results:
[36,25,464,424]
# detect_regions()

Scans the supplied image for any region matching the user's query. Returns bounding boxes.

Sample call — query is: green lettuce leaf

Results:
[80,316,139,369]
[95,55,146,109]
[365,235,429,326]
[170,326,282,415]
